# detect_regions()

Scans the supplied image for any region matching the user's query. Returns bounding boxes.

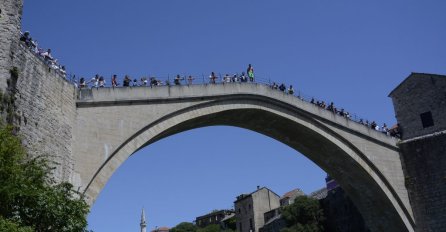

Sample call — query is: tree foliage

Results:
[0,126,91,232]
[170,222,198,232]
[280,196,325,232]
[197,224,220,232]
[0,216,33,232]
[171,223,235,232]
[223,215,236,231]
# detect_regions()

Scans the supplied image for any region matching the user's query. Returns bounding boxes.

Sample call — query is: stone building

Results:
[389,72,446,140]
[259,208,284,232]
[260,177,369,232]
[279,188,305,206]
[234,186,280,232]
[195,209,234,228]
[389,72,446,231]
[260,188,304,232]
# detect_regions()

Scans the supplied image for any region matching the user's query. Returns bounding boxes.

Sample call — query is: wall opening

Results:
[420,111,434,128]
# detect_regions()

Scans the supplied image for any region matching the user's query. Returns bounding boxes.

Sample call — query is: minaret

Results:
[140,208,147,232]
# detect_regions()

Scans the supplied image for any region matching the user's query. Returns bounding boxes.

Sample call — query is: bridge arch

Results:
[74,84,414,231]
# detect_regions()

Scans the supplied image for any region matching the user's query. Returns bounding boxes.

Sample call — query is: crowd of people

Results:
[307,97,400,137]
[74,68,399,137]
[268,80,400,137]
[76,64,258,89]
[18,32,399,138]
[19,31,67,78]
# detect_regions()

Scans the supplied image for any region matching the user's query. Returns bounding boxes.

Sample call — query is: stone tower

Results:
[389,72,446,231]
[141,208,147,232]
[0,0,24,90]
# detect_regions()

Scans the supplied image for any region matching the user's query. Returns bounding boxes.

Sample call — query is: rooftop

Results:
[281,188,304,199]
[388,72,446,97]
[309,187,328,200]
[234,186,280,203]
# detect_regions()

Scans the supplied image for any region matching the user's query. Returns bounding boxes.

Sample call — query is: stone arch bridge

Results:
[74,83,414,231]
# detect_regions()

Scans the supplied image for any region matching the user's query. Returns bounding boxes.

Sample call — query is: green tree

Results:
[0,126,91,232]
[0,216,33,232]
[197,224,220,232]
[170,222,197,232]
[280,196,325,232]
[223,215,236,231]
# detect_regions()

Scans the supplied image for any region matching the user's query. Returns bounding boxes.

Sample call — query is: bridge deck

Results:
[77,83,399,148]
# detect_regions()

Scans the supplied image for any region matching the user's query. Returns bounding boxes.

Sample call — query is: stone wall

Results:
[235,194,254,232]
[399,133,446,232]
[252,188,281,232]
[321,187,369,232]
[390,73,446,231]
[1,0,76,185]
[389,73,446,140]
[8,42,77,184]
[0,0,23,90]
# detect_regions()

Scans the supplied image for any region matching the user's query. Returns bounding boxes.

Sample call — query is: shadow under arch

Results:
[83,95,413,232]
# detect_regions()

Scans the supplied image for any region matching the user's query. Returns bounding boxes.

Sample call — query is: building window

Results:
[420,111,434,128]
[239,222,242,232]
[238,208,241,214]
[249,218,253,230]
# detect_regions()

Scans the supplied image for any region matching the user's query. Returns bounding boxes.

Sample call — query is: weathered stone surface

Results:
[389,72,446,231]
[0,0,23,90]
[399,132,446,232]
[235,187,281,232]
[389,73,446,140]
[11,44,77,184]
[1,0,77,184]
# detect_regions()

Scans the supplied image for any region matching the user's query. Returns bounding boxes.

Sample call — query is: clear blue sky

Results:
[21,1,446,231]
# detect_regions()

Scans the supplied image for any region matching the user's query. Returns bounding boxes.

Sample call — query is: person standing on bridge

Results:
[209,72,217,84]
[174,75,183,85]
[279,83,286,92]
[79,77,86,88]
[187,75,194,85]
[123,75,131,87]
[91,74,99,88]
[247,64,254,82]
[112,74,118,87]
[288,85,294,95]
[240,72,248,82]
[99,76,106,87]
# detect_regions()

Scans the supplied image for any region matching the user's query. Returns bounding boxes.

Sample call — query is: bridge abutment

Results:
[389,73,446,231]
[0,0,77,184]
